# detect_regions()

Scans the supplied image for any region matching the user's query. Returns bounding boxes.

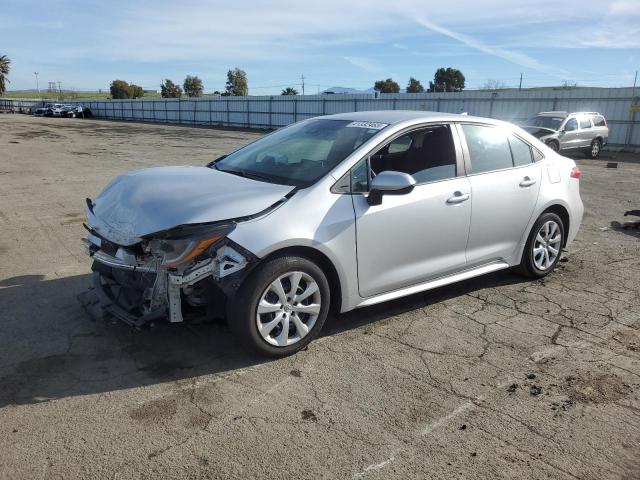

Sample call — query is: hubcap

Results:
[533,220,562,271]
[256,271,321,347]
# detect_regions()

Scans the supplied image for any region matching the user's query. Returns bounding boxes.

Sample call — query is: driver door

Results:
[352,124,472,298]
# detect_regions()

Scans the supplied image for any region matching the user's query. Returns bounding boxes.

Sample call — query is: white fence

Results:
[3,87,639,148]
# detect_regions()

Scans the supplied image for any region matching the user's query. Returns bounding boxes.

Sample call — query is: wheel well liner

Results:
[263,246,342,313]
[541,204,570,247]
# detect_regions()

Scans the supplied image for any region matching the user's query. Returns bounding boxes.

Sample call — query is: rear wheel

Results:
[585,139,601,159]
[518,212,565,278]
[228,255,330,357]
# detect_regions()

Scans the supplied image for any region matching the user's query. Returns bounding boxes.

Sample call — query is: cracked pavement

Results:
[1,116,639,479]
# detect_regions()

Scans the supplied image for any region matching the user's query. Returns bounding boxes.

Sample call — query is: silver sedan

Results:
[83,111,584,356]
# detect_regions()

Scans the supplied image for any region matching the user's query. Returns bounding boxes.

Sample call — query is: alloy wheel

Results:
[591,141,600,158]
[533,220,562,271]
[255,271,321,347]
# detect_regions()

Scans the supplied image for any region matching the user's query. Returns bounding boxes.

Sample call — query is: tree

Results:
[0,55,10,96]
[430,67,466,92]
[406,77,424,93]
[373,78,400,93]
[183,75,203,97]
[224,68,248,96]
[281,87,298,95]
[161,79,182,98]
[130,84,144,98]
[110,80,132,99]
[483,79,506,90]
[109,80,144,99]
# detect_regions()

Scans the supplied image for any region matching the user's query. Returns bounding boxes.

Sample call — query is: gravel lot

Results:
[1,115,639,480]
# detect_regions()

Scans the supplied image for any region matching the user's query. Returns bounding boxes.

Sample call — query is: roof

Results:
[322,110,492,125]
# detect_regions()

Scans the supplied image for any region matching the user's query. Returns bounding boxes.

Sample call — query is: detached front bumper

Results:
[83,232,254,327]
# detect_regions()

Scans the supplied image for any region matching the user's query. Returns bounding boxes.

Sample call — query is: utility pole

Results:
[57,81,62,100]
[34,72,39,93]
[519,73,523,91]
[301,74,305,95]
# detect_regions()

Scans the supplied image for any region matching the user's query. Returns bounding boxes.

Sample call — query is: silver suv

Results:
[83,111,584,356]
[522,111,608,159]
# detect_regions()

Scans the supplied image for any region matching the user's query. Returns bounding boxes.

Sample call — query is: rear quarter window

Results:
[592,115,606,127]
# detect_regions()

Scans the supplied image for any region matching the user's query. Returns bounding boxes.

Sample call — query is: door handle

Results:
[446,192,470,204]
[519,177,536,187]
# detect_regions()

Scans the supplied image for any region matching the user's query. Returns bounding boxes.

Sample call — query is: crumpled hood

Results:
[88,166,294,245]
[521,126,557,139]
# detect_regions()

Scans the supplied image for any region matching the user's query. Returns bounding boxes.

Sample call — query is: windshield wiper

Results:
[219,168,277,183]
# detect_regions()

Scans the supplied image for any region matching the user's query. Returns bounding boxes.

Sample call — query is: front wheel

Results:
[518,212,565,278]
[546,141,559,153]
[228,255,330,357]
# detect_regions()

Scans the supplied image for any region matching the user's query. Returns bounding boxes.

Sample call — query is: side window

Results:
[351,158,369,193]
[369,125,457,183]
[579,117,591,129]
[564,118,578,131]
[592,115,606,127]
[509,135,533,166]
[461,124,513,174]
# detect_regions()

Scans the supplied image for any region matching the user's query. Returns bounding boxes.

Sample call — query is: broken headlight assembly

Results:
[145,222,236,269]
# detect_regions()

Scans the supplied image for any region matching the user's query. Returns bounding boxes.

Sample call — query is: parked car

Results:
[42,103,66,117]
[83,111,584,356]
[521,111,608,158]
[33,103,54,116]
[59,105,91,118]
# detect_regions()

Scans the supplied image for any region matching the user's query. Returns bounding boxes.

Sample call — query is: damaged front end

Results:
[82,221,256,327]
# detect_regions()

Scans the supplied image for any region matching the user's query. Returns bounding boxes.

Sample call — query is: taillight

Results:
[570,166,581,179]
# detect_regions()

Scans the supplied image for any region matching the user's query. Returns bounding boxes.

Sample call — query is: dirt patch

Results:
[564,373,633,403]
[614,330,640,352]
[129,398,177,424]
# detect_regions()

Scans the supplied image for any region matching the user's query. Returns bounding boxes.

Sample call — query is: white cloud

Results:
[343,56,378,72]
[415,17,568,76]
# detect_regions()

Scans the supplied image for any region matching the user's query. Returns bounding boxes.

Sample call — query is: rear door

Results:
[458,123,542,266]
[577,115,594,148]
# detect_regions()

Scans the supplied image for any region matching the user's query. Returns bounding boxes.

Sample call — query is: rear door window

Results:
[461,124,513,174]
[579,117,592,129]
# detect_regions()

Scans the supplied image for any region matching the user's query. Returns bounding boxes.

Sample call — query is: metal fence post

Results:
[294,97,298,123]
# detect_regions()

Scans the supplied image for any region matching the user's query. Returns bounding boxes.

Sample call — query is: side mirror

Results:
[367,171,416,206]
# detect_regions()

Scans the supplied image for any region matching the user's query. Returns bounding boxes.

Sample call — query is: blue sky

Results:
[2,0,639,94]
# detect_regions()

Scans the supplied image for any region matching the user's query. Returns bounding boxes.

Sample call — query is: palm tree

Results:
[0,55,10,96]
[281,87,298,96]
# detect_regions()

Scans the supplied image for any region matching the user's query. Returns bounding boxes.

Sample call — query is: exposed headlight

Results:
[147,222,236,268]
[154,236,222,268]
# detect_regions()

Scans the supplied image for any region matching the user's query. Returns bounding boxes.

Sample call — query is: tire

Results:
[546,140,559,153]
[228,255,331,357]
[517,212,565,279]
[585,138,601,159]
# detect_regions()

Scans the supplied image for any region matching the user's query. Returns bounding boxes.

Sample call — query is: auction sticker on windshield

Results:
[346,121,388,130]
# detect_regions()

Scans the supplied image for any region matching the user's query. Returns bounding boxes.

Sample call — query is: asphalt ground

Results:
[1,115,639,479]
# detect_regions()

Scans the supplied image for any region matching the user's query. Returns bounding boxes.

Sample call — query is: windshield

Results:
[212,119,386,186]
[526,115,564,130]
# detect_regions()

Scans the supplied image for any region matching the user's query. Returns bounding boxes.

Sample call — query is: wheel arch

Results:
[539,204,570,247]
[262,245,343,314]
